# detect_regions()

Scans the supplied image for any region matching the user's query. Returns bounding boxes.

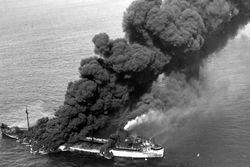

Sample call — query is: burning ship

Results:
[0,109,164,160]
[1,123,164,159]
[58,133,164,159]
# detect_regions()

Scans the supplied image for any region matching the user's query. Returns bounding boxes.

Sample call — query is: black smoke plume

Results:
[24,0,250,151]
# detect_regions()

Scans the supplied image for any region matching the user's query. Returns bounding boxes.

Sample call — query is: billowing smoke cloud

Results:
[123,0,238,52]
[24,0,250,152]
[25,33,170,151]
[123,0,250,76]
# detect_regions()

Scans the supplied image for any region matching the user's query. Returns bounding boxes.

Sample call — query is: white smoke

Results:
[124,109,165,131]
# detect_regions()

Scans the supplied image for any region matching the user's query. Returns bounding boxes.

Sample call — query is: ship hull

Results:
[110,148,164,158]
[67,146,100,154]
[1,132,19,140]
[59,145,164,159]
[1,123,165,159]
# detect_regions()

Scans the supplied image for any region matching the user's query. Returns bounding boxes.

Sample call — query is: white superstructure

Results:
[110,147,164,158]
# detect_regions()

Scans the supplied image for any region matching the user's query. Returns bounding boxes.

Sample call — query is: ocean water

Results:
[1,0,250,167]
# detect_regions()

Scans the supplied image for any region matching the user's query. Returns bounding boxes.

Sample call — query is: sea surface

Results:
[1,0,250,167]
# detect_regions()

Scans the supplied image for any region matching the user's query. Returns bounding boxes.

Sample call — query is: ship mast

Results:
[25,105,30,130]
